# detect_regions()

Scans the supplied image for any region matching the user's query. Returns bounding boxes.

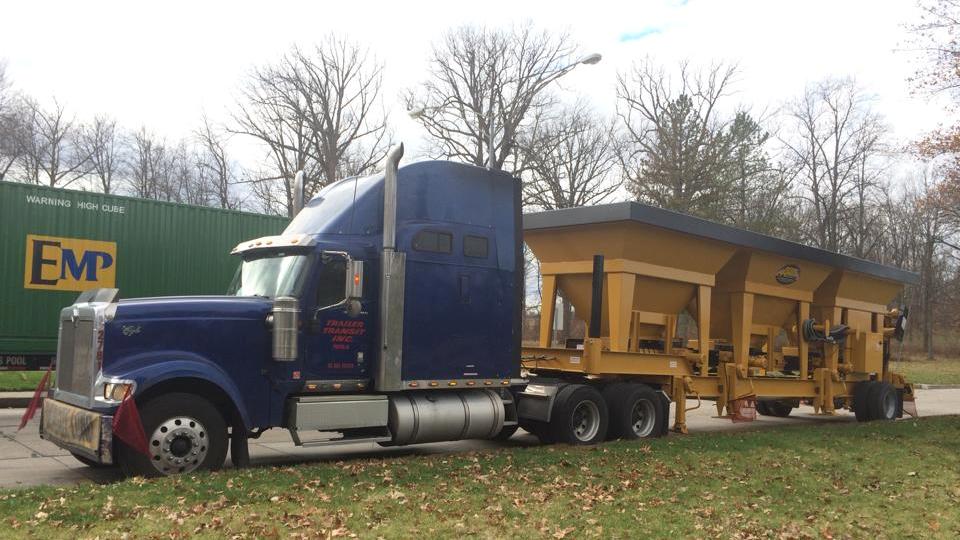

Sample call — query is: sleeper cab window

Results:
[412,230,453,254]
[463,235,489,259]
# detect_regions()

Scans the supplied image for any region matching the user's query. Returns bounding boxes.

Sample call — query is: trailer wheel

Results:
[757,400,793,417]
[549,384,608,445]
[118,392,228,477]
[756,401,771,416]
[866,382,898,421]
[603,384,663,439]
[853,381,875,422]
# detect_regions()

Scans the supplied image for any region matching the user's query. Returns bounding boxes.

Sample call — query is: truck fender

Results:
[107,353,251,429]
[516,382,563,422]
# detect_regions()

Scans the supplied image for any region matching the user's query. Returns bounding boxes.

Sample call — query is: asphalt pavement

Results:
[1,388,958,489]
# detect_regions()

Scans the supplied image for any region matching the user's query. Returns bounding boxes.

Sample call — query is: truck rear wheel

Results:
[118,392,228,477]
[548,384,608,445]
[603,383,663,440]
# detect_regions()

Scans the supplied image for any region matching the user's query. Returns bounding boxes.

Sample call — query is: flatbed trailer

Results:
[516,202,917,439]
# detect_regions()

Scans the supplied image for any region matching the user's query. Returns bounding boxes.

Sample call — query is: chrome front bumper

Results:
[40,398,114,464]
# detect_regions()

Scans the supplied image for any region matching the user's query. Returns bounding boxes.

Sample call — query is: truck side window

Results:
[412,230,452,254]
[316,257,347,307]
[463,235,488,258]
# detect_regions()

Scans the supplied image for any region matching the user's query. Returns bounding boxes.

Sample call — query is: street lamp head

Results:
[579,53,602,65]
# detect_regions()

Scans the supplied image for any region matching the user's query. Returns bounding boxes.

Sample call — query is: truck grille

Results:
[56,318,96,395]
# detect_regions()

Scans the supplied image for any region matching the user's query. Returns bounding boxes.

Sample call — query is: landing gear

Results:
[118,392,228,477]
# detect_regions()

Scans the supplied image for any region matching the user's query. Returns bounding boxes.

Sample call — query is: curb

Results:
[0,393,36,409]
[917,384,960,390]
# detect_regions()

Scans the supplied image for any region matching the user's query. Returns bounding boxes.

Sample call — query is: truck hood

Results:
[101,296,275,376]
[112,295,274,321]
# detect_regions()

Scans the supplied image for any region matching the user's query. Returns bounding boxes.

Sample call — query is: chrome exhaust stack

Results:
[291,170,305,216]
[376,144,406,392]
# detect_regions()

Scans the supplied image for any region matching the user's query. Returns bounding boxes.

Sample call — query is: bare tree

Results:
[79,115,124,194]
[616,60,743,219]
[844,151,890,259]
[233,68,314,214]
[783,78,887,252]
[0,62,20,180]
[126,127,169,199]
[406,24,581,172]
[233,36,390,216]
[195,115,237,209]
[16,97,90,187]
[518,102,619,210]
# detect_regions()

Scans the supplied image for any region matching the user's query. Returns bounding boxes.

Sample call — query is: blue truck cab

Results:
[39,145,525,476]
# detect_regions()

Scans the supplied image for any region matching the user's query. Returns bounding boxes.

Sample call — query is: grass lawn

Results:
[891,354,960,385]
[1,416,958,539]
[0,371,51,392]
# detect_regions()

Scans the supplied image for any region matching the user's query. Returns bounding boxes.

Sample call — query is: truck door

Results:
[301,254,371,386]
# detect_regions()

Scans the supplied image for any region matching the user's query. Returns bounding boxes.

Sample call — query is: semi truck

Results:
[37,145,918,477]
[0,181,287,372]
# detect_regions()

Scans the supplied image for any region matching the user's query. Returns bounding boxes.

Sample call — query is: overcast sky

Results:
[0,0,946,166]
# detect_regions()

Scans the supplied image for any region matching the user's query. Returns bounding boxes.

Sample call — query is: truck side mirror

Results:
[346,260,364,300]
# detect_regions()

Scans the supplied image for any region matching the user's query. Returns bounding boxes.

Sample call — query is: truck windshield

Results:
[229,252,309,298]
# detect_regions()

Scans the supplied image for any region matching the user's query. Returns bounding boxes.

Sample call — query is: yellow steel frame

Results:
[522,337,908,434]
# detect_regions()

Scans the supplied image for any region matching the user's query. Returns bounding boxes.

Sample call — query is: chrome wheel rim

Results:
[571,400,600,442]
[148,416,208,474]
[630,398,657,437]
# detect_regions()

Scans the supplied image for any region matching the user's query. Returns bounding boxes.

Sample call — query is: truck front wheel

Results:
[118,392,228,477]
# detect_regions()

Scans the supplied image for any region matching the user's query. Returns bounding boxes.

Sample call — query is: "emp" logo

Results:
[23,235,117,291]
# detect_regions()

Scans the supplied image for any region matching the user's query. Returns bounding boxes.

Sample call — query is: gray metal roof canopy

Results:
[523,201,920,285]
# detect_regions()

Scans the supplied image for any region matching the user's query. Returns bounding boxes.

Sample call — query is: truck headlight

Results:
[103,382,134,402]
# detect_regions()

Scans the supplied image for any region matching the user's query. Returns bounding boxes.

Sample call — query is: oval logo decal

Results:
[775,264,800,285]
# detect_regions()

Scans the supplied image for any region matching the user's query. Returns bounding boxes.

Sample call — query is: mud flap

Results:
[657,390,671,436]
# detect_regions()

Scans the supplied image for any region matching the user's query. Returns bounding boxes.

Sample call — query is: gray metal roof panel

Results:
[523,201,919,285]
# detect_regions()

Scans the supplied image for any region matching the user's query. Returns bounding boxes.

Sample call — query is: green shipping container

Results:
[0,181,288,369]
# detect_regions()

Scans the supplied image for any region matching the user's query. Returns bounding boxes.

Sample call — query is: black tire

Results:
[757,400,793,417]
[70,452,114,468]
[866,382,898,421]
[756,401,771,416]
[118,392,228,477]
[493,424,520,441]
[520,419,555,444]
[853,381,875,422]
[603,383,664,440]
[548,384,608,445]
